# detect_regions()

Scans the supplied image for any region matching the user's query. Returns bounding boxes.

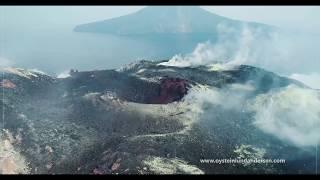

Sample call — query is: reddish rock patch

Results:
[111,158,121,172]
[0,79,16,89]
[150,77,189,104]
[93,168,103,175]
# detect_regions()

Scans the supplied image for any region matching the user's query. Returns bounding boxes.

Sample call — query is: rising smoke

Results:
[250,85,320,147]
[290,73,320,89]
[182,83,320,148]
[159,24,283,69]
[160,23,320,89]
[0,57,14,68]
[164,23,320,148]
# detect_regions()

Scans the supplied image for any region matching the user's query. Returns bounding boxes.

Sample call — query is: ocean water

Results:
[0,28,217,75]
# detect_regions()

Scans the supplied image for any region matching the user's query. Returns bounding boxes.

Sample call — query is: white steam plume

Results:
[249,85,320,147]
[159,23,278,70]
[289,73,320,89]
[0,57,14,68]
[160,22,320,76]
[57,70,70,78]
[183,83,320,148]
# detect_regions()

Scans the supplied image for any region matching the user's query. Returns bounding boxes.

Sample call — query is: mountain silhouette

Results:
[74,6,274,35]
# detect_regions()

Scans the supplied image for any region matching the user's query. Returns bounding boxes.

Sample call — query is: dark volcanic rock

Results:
[0,60,317,174]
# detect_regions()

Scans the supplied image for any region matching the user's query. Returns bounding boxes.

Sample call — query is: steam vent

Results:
[0,60,318,174]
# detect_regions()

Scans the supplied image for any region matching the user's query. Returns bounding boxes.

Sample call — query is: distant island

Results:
[74,6,275,35]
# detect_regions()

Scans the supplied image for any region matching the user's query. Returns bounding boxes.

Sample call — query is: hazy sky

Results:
[0,6,320,34]
[0,6,319,88]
